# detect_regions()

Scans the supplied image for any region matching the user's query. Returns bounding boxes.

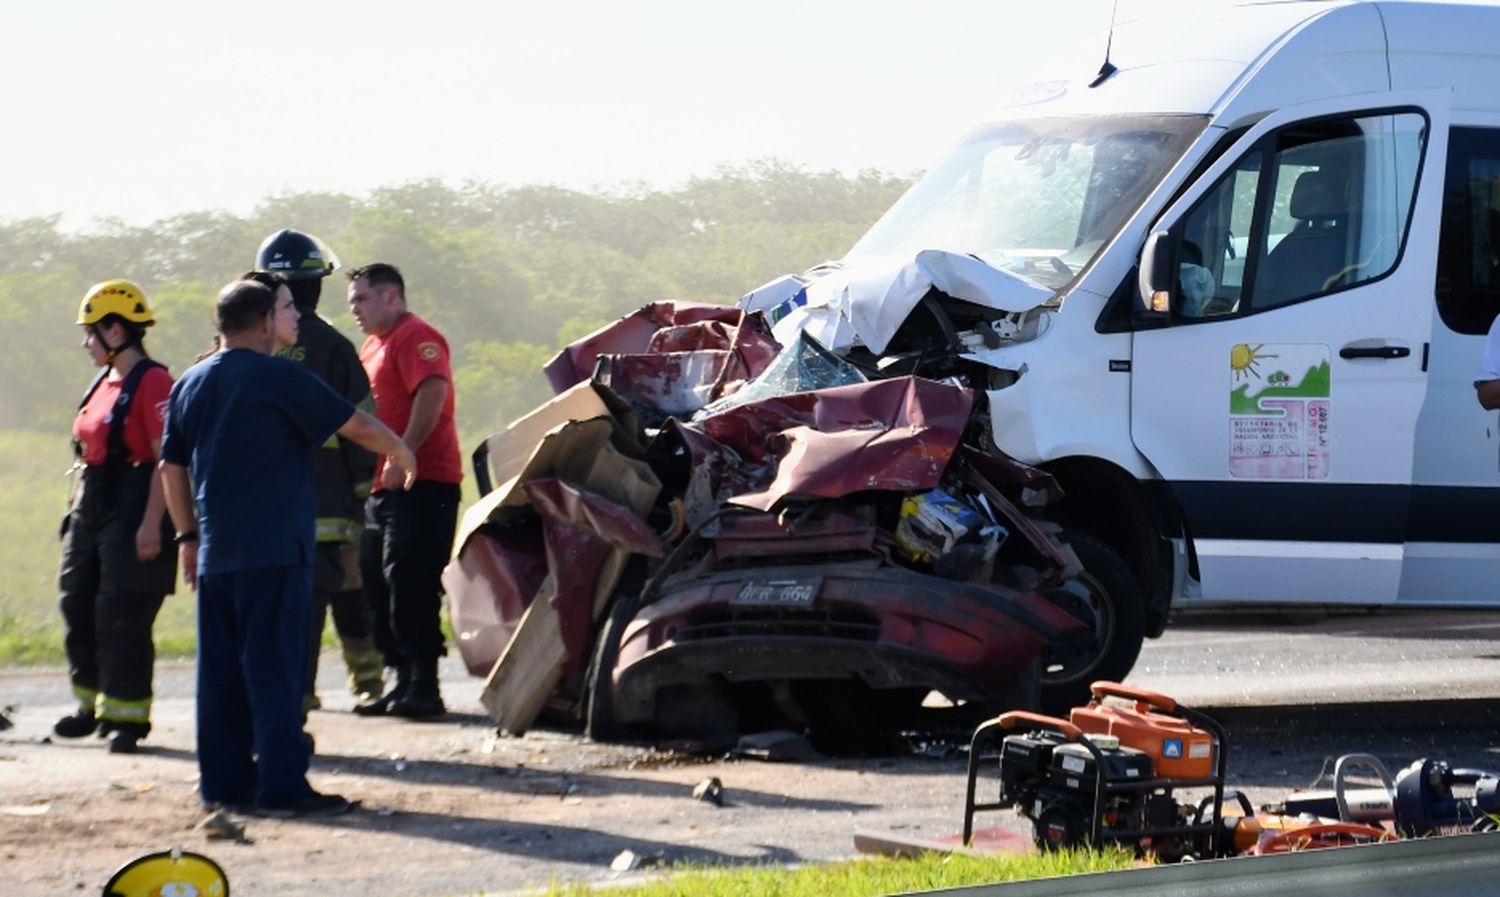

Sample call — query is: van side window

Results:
[1435,127,1500,335]
[1177,153,1261,317]
[1173,111,1426,320]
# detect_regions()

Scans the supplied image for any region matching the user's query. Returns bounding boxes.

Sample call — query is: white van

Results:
[834,0,1500,669]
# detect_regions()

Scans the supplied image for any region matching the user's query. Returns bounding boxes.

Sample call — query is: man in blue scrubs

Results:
[160,279,416,817]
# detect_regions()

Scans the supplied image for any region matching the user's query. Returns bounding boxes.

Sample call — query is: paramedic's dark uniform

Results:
[161,348,353,810]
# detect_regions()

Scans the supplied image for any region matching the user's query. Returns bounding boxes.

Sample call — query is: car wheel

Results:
[1038,529,1145,714]
[584,588,641,743]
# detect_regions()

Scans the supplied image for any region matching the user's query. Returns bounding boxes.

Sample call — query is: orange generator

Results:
[962,679,1229,858]
[1070,681,1217,779]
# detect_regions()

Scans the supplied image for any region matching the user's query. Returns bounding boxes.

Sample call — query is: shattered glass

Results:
[697,331,866,418]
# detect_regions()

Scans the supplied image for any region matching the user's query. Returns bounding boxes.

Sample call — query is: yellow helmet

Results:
[103,848,229,897]
[78,279,155,326]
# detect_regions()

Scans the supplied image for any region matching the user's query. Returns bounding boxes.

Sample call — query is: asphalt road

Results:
[1134,608,1500,706]
[10,607,1497,718]
[7,608,1499,810]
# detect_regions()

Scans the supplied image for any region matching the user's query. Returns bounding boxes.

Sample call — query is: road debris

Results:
[0,803,50,817]
[609,848,666,872]
[195,809,250,842]
[691,776,724,806]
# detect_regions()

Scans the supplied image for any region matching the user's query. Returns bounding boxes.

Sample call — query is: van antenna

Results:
[1090,0,1120,88]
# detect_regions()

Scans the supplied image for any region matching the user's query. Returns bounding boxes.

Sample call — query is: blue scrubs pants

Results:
[196,565,313,809]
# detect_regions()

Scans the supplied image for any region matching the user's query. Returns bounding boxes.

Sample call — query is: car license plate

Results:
[732,577,822,607]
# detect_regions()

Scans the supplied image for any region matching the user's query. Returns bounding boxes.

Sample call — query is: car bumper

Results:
[611,561,1083,724]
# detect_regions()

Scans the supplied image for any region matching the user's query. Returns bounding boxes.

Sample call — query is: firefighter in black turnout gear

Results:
[255,229,386,709]
[56,280,178,754]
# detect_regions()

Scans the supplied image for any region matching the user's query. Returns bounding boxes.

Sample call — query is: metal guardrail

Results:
[910,831,1500,897]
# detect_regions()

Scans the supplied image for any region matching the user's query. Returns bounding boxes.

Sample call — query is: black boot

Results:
[106,721,149,754]
[390,658,445,719]
[53,708,97,738]
[353,665,408,717]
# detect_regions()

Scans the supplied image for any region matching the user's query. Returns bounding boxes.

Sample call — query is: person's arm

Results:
[159,461,198,588]
[336,342,377,498]
[135,437,169,562]
[1475,318,1500,409]
[1477,379,1500,410]
[380,376,446,490]
[402,376,447,451]
[339,409,418,490]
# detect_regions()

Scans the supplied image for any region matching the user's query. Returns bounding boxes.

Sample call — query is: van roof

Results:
[1002,1,1500,123]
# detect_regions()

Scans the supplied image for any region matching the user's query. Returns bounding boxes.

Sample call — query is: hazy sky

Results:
[5,0,1202,229]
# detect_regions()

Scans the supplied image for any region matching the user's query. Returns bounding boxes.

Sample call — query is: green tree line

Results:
[0,161,913,441]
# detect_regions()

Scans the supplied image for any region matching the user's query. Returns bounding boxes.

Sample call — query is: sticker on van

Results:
[1229,343,1330,480]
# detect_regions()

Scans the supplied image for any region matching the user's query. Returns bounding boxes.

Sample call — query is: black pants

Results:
[361,481,460,667]
[57,464,175,730]
[304,541,377,698]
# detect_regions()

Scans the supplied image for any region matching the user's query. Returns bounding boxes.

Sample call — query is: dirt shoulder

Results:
[0,660,976,897]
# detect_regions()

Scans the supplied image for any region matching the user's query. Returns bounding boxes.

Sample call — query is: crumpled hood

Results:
[742,250,1055,354]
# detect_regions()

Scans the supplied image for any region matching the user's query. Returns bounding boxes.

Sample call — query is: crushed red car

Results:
[446,288,1147,748]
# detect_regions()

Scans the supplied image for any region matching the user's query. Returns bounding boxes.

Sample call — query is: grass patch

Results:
[0,609,61,665]
[0,429,213,664]
[529,849,1134,897]
[0,429,84,664]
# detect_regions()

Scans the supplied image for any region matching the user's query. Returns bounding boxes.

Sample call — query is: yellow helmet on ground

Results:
[102,848,229,896]
[78,280,155,326]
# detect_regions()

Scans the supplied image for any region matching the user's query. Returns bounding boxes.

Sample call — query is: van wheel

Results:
[1038,529,1145,714]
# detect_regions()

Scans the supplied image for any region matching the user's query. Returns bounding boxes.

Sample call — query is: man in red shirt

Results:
[346,263,462,718]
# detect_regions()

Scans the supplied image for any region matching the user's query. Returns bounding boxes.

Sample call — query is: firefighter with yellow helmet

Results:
[55,280,178,753]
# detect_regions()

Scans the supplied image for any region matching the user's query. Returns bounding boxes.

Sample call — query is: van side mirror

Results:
[1137,229,1175,318]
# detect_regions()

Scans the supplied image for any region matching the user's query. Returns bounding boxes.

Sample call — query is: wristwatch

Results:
[173,530,200,545]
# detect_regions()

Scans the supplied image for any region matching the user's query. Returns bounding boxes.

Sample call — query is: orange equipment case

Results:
[1070,681,1216,779]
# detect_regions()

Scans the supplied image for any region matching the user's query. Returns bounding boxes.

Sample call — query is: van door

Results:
[1130,91,1450,603]
[1405,125,1500,603]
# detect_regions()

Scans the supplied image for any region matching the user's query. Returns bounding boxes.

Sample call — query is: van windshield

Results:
[846,115,1208,291]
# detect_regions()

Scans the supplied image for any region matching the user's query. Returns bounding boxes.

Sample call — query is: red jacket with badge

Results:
[359,312,462,490]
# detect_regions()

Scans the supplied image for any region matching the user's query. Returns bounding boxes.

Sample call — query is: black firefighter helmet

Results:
[255,228,340,281]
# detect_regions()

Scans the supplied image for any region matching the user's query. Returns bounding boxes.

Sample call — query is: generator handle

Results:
[996,710,1082,741]
[963,712,1080,847]
[1089,680,1177,713]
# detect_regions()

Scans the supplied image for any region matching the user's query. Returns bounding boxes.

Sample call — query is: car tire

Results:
[1038,529,1145,714]
[584,586,640,743]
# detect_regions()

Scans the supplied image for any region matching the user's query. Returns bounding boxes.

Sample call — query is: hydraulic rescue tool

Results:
[1278,752,1500,836]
